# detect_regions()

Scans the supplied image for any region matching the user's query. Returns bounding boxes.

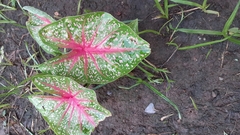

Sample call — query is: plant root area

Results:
[1,0,240,135]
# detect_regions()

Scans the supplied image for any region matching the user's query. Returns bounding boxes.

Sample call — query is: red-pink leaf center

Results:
[40,82,96,128]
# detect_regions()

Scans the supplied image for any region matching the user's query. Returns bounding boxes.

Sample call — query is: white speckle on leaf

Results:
[144,103,157,114]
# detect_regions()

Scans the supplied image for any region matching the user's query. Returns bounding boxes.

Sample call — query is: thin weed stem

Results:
[77,0,82,15]
[126,74,181,120]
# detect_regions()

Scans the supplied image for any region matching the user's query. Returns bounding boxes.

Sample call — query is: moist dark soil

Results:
[1,0,240,135]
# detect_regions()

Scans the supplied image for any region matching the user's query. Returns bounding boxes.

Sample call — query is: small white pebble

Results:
[144,103,157,114]
[107,91,112,96]
[219,77,224,81]
[234,59,238,62]
[212,91,217,98]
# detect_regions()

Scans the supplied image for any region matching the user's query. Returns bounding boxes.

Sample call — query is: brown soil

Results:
[0,0,240,135]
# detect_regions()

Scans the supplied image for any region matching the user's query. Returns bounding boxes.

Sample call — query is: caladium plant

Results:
[24,6,151,135]
[30,75,111,135]
[37,12,150,84]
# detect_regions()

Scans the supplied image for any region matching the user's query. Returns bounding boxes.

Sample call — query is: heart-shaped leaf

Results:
[23,6,60,55]
[38,12,150,84]
[29,75,111,135]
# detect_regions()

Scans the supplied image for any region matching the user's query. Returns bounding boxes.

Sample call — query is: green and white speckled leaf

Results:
[23,6,60,55]
[29,75,111,135]
[38,12,150,84]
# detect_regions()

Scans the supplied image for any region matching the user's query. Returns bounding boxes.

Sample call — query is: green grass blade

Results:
[0,20,16,24]
[204,10,219,16]
[170,0,202,8]
[0,89,19,98]
[176,28,223,35]
[92,84,107,90]
[205,48,212,59]
[122,19,142,24]
[118,83,140,90]
[0,76,14,87]
[25,42,39,65]
[190,97,198,110]
[202,0,208,8]
[0,103,10,109]
[0,13,7,20]
[0,11,26,28]
[164,0,169,19]
[169,11,194,41]
[222,0,240,34]
[168,4,178,8]
[141,61,170,73]
[126,74,181,119]
[0,28,5,33]
[227,37,240,45]
[11,0,16,7]
[0,3,16,10]
[11,23,26,29]
[16,0,27,15]
[37,128,51,134]
[154,0,165,16]
[138,29,159,35]
[159,18,173,34]
[141,80,181,120]
[137,65,155,76]
[77,0,82,15]
[179,36,231,50]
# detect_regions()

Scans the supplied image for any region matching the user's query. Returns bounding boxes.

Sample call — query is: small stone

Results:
[219,77,224,81]
[107,91,112,96]
[212,91,217,98]
[144,103,157,114]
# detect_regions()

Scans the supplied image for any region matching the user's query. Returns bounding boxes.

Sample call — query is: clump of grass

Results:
[0,2,16,32]
[170,0,240,50]
[0,1,26,31]
[170,0,219,16]
[153,0,177,20]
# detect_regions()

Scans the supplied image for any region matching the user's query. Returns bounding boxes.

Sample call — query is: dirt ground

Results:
[1,0,240,135]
